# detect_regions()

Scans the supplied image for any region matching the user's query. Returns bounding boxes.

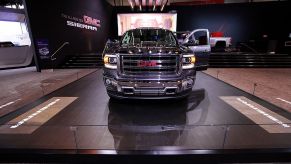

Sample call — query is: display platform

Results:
[0,70,291,163]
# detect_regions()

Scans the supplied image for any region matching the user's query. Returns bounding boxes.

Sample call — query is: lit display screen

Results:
[117,13,177,36]
[0,21,31,46]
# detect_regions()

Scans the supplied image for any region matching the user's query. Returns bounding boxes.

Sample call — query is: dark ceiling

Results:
[0,0,22,6]
[106,0,285,6]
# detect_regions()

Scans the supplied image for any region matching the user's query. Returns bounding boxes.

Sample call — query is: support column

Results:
[23,0,41,72]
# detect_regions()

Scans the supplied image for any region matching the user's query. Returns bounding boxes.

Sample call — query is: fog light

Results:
[186,79,194,87]
[182,78,194,89]
[105,79,111,85]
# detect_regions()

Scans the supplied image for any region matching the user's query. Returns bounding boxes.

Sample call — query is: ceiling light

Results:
[129,0,134,9]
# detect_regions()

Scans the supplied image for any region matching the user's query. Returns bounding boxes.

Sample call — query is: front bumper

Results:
[103,68,196,99]
[107,89,192,100]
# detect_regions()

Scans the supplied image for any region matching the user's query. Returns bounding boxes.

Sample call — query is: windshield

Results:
[121,29,177,46]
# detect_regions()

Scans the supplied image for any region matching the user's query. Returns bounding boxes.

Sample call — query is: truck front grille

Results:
[120,55,179,76]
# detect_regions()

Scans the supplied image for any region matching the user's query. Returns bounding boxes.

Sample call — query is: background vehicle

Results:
[0,42,33,69]
[209,32,232,51]
[181,29,211,70]
[102,28,210,99]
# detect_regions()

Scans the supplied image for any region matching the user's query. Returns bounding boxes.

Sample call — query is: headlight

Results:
[182,54,195,69]
[104,54,117,69]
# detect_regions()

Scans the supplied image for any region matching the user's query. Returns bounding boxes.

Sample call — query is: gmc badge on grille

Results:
[137,60,157,67]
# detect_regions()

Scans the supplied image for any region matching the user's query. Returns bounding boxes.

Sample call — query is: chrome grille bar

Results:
[120,54,179,75]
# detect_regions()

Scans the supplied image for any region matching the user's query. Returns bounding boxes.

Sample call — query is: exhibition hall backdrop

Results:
[25,0,113,68]
[25,0,289,69]
[113,1,290,48]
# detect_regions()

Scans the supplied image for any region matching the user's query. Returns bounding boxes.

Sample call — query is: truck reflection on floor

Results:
[107,89,208,150]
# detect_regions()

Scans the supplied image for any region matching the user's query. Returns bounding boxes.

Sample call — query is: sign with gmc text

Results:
[62,14,101,32]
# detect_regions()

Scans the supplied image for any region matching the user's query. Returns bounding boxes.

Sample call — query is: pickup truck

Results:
[177,31,231,50]
[102,28,210,99]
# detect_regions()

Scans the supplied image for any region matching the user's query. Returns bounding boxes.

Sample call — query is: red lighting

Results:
[83,15,101,27]
[211,32,224,37]
[137,60,157,67]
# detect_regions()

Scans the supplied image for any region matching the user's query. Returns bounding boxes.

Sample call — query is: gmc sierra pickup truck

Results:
[103,28,210,99]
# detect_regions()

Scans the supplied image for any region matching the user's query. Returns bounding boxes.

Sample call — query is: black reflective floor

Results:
[0,70,291,162]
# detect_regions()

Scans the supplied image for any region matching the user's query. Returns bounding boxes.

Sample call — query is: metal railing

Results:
[50,42,69,71]
[51,42,70,61]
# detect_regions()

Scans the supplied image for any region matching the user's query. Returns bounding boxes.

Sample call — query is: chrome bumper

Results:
[104,77,195,96]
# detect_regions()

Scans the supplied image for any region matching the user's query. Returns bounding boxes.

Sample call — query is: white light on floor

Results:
[276,98,291,105]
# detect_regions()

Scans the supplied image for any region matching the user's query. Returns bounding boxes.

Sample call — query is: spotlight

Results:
[160,0,168,11]
[130,1,133,9]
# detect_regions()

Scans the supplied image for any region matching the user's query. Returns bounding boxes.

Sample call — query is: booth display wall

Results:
[113,1,290,53]
[25,0,113,69]
[172,1,290,51]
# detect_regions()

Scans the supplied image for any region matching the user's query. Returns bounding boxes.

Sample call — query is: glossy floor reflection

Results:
[82,90,225,150]
[0,70,291,153]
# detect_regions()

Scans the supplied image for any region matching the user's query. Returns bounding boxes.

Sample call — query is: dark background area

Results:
[173,2,290,44]
[25,0,290,69]
[25,0,113,68]
[112,1,290,52]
